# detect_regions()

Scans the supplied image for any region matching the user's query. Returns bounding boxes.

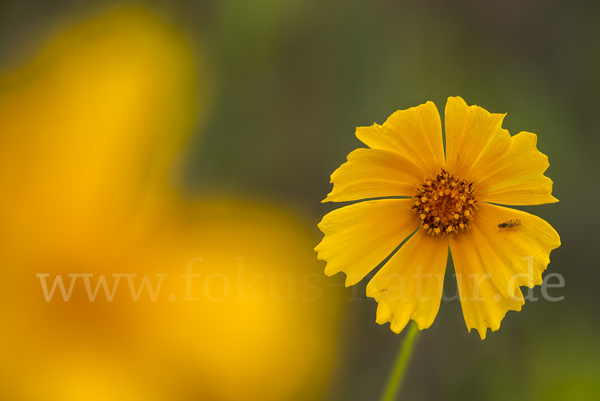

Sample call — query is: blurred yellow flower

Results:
[0,7,342,401]
[0,7,198,256]
[316,96,560,339]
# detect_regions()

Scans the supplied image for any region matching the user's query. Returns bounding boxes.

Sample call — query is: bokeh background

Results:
[0,1,598,400]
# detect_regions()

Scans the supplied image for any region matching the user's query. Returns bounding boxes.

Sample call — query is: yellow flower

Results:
[316,96,561,339]
[0,8,342,400]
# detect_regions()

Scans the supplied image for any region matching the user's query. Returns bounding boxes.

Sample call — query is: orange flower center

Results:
[411,169,477,237]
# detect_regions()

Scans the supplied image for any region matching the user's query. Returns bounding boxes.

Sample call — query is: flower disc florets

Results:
[411,169,477,237]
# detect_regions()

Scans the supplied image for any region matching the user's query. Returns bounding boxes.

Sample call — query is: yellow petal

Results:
[356,101,445,173]
[445,96,511,181]
[472,202,560,294]
[476,132,558,205]
[366,230,448,333]
[0,8,198,253]
[316,200,419,286]
[449,232,524,340]
[324,148,424,202]
[0,199,344,401]
[449,203,560,339]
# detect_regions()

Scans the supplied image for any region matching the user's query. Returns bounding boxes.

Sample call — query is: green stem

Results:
[379,321,420,401]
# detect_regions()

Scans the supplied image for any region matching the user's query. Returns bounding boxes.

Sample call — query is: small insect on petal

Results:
[497,219,521,233]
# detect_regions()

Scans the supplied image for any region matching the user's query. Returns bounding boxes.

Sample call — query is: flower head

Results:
[0,8,342,400]
[316,96,560,339]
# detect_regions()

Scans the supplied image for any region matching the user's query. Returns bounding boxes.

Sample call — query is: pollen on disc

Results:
[411,169,477,237]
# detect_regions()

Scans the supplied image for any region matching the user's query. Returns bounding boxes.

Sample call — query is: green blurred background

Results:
[0,0,598,400]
